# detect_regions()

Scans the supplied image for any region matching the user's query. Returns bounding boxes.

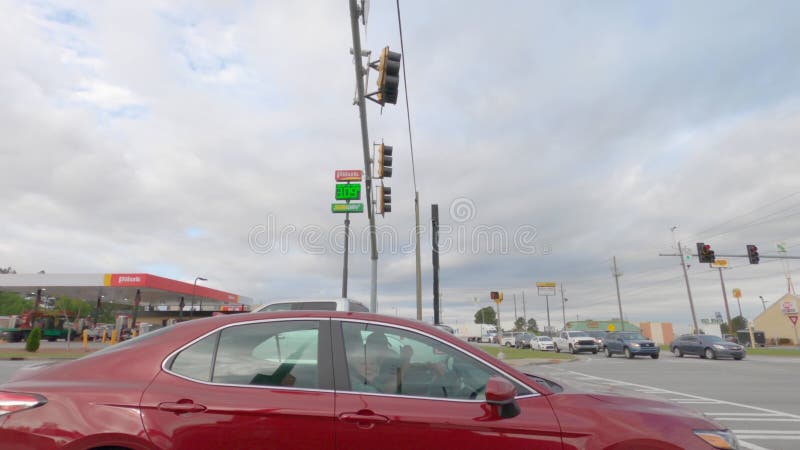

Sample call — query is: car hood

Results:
[624,339,655,345]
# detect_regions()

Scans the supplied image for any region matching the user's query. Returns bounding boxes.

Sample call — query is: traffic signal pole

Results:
[677,242,700,333]
[717,267,734,336]
[348,0,379,312]
[612,257,625,331]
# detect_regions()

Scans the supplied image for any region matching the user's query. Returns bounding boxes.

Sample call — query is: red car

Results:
[1,311,738,449]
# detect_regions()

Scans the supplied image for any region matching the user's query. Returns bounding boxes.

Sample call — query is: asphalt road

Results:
[524,352,800,450]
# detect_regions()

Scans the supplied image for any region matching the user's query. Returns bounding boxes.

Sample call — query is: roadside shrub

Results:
[778,338,792,346]
[26,327,42,352]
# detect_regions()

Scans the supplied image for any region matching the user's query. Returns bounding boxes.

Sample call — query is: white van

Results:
[251,298,370,313]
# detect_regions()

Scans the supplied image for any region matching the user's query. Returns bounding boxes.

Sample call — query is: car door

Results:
[332,321,562,450]
[140,319,335,449]
[683,336,699,355]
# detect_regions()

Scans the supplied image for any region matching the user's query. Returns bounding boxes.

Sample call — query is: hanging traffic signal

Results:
[697,242,715,263]
[746,244,760,264]
[376,47,401,105]
[377,143,392,178]
[378,185,391,215]
[490,291,499,300]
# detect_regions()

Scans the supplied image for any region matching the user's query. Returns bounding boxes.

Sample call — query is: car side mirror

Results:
[485,376,520,419]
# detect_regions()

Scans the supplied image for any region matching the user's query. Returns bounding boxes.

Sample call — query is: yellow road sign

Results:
[607,323,616,331]
[711,259,729,268]
[536,282,557,288]
[732,288,742,299]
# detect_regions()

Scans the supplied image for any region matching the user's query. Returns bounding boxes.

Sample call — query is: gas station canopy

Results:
[0,273,250,311]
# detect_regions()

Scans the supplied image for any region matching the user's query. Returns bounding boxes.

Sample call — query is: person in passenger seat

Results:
[347,330,412,394]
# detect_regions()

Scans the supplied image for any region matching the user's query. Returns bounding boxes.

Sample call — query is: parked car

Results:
[499,331,517,347]
[531,335,556,351]
[671,334,746,360]
[251,298,370,313]
[604,332,660,359]
[0,311,739,449]
[514,332,533,348]
[584,330,609,349]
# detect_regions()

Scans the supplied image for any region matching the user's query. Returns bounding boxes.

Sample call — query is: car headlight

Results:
[713,344,726,350]
[630,343,640,348]
[694,429,739,449]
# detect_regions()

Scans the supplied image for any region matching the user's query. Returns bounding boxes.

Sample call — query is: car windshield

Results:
[539,336,553,341]
[704,335,725,343]
[620,333,647,340]
[569,332,588,337]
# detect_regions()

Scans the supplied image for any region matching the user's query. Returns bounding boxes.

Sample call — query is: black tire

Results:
[673,347,683,357]
[704,348,717,360]
[624,347,634,359]
[592,349,598,354]
[605,347,613,358]
[555,344,560,353]
[734,356,743,360]
[570,345,577,355]
[651,353,659,359]
[505,342,512,347]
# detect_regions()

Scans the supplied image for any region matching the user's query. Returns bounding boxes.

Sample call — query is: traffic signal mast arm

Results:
[658,253,800,259]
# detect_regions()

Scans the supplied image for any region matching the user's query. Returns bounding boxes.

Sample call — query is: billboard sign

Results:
[536,282,556,296]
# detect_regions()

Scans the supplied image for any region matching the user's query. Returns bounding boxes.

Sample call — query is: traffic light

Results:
[377,143,392,178]
[697,242,715,263]
[490,291,499,300]
[378,185,391,215]
[376,47,401,105]
[746,244,760,264]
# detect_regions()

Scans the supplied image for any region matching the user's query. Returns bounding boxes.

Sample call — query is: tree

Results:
[26,327,42,352]
[0,292,33,315]
[721,316,749,334]
[0,267,17,274]
[514,317,526,331]
[53,296,91,317]
[474,306,497,326]
[526,318,539,334]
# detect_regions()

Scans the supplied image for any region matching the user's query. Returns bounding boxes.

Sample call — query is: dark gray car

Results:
[604,332,660,359]
[670,334,746,360]
[514,332,533,348]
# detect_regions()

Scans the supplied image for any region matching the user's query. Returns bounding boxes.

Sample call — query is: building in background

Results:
[639,322,676,345]
[565,319,641,333]
[753,294,800,345]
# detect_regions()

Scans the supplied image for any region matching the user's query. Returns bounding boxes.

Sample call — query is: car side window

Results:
[170,332,218,382]
[341,322,529,400]
[211,320,320,388]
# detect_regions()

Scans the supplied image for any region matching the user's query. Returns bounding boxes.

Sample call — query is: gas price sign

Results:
[336,183,361,201]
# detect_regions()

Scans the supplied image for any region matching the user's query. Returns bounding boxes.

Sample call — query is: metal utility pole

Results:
[759,296,768,312]
[560,283,567,331]
[677,242,700,333]
[521,290,527,326]
[612,256,625,331]
[415,192,422,320]
[513,294,518,323]
[342,212,350,298]
[431,204,440,325]
[348,0,379,312]
[545,295,551,336]
[717,267,734,335]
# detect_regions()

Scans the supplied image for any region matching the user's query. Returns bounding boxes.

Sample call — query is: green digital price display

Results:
[336,183,361,200]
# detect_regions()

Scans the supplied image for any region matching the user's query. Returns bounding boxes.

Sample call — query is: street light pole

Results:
[192,277,207,318]
[759,296,768,312]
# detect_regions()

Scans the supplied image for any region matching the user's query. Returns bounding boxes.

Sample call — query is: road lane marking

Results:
[739,440,773,450]
[566,371,800,420]
[705,413,781,416]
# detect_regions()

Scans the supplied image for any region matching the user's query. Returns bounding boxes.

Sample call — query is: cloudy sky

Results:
[2,1,800,331]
